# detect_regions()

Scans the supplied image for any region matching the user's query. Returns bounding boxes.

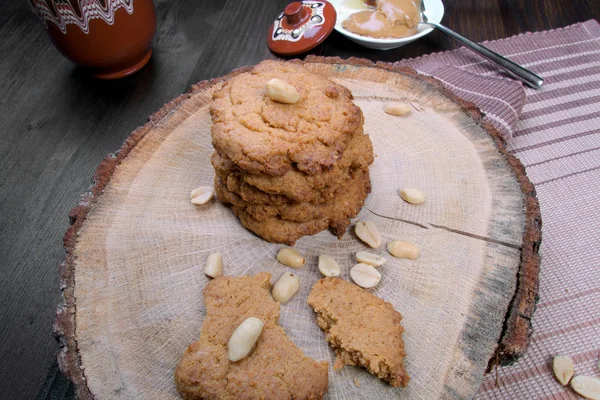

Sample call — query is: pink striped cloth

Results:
[398,19,600,399]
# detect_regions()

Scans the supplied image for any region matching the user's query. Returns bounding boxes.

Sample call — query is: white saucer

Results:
[329,0,445,50]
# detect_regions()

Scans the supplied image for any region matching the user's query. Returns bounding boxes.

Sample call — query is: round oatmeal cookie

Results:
[217,173,294,206]
[212,128,374,203]
[221,174,370,245]
[210,60,363,176]
[232,208,334,246]
[216,168,343,206]
[215,168,371,224]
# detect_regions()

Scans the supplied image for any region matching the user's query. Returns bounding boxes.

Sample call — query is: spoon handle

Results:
[424,21,544,89]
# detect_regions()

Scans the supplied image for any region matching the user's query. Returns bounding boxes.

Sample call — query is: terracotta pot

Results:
[30,0,157,79]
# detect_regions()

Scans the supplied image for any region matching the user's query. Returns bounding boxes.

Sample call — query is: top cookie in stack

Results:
[210,60,374,245]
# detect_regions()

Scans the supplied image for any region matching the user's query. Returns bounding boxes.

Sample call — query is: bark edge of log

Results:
[53,57,541,398]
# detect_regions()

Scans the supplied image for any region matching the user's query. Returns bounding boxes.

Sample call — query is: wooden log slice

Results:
[54,57,541,400]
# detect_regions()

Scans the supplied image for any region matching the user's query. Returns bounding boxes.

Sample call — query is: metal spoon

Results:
[420,2,544,89]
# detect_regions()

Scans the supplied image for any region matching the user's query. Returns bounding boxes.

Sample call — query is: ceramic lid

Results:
[267,1,337,56]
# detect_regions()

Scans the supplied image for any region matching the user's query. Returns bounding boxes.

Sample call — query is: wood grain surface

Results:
[0,0,596,399]
[55,60,538,399]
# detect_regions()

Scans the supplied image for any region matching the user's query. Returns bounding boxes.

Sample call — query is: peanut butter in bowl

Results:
[343,0,421,39]
[330,0,443,50]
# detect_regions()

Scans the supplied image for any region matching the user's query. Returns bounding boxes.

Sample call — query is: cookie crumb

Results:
[334,356,344,371]
[325,86,339,98]
[354,378,361,387]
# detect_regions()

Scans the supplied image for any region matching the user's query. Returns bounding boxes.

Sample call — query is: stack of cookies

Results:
[210,60,374,245]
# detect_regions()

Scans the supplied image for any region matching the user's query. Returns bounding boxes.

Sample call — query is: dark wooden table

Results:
[0,0,597,398]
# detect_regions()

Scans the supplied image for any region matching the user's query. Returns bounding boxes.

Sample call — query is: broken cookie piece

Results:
[175,272,328,399]
[308,277,410,388]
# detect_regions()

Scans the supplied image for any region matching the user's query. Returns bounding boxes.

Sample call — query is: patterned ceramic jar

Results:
[30,0,157,79]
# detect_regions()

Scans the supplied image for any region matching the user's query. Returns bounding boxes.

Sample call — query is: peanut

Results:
[227,317,264,362]
[266,78,300,104]
[318,254,341,277]
[399,188,426,204]
[190,186,214,205]
[276,248,305,268]
[356,251,386,267]
[272,272,300,303]
[553,355,574,386]
[388,241,420,259]
[384,102,411,116]
[355,221,382,248]
[204,252,223,278]
[350,263,381,288]
[571,375,600,399]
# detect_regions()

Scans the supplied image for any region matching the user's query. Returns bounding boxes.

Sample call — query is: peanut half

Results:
[227,317,264,362]
[276,248,305,268]
[204,252,223,278]
[553,355,574,386]
[266,78,300,104]
[190,186,214,205]
[356,251,386,267]
[570,375,600,400]
[355,221,382,248]
[350,263,381,289]
[388,241,420,260]
[399,188,425,204]
[384,102,411,116]
[318,254,341,277]
[272,272,300,303]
